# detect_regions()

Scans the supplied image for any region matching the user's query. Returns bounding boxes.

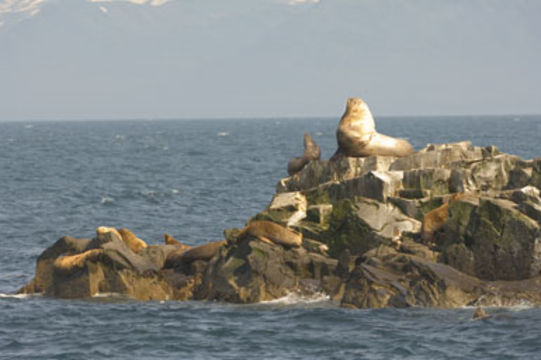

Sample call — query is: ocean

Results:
[1,116,541,359]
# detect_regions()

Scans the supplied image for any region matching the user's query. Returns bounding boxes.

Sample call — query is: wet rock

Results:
[196,237,337,303]
[18,236,91,294]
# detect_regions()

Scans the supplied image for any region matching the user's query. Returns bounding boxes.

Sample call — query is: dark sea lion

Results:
[164,233,181,246]
[118,228,148,253]
[237,221,302,248]
[287,133,321,176]
[331,97,414,160]
[163,243,192,269]
[179,240,227,263]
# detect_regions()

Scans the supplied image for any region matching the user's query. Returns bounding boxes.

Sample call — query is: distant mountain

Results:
[1,0,540,120]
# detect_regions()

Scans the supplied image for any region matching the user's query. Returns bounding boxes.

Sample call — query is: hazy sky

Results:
[1,0,540,121]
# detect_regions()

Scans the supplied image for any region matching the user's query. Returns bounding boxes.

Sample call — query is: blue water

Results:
[1,116,541,359]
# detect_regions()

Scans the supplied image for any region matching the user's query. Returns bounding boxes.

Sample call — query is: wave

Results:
[217,131,230,137]
[0,293,40,299]
[462,299,536,311]
[259,292,331,306]
[92,292,127,298]
[100,196,115,204]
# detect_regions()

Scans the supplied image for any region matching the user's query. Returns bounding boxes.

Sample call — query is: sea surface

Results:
[1,116,541,359]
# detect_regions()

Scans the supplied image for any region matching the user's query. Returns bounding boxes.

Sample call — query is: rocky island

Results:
[18,99,541,309]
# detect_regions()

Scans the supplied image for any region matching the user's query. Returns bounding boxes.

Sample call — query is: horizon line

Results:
[0,113,540,123]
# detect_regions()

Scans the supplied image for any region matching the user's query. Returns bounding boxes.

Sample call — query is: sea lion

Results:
[164,233,181,246]
[331,97,414,160]
[96,226,122,241]
[118,228,148,253]
[421,193,466,243]
[472,306,490,320]
[391,227,403,250]
[287,133,321,176]
[54,249,103,272]
[163,244,192,269]
[237,221,302,248]
[179,240,227,263]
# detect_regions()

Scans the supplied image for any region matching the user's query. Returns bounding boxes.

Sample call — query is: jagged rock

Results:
[196,237,337,303]
[265,191,307,226]
[341,244,541,309]
[306,204,333,225]
[277,155,397,194]
[18,236,91,294]
[438,197,541,280]
[325,196,421,258]
[389,141,482,171]
[309,170,404,204]
[19,233,181,300]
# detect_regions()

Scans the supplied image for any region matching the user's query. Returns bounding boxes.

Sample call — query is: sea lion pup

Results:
[391,228,403,250]
[287,133,321,176]
[118,228,148,253]
[54,249,103,272]
[179,240,227,263]
[237,221,302,248]
[331,97,413,160]
[421,193,466,243]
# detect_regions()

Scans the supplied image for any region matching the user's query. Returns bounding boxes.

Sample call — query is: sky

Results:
[0,0,540,121]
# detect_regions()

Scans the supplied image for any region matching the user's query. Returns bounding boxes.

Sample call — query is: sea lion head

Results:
[345,97,368,116]
[96,226,122,241]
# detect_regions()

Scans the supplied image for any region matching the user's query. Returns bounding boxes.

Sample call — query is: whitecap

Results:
[92,292,126,298]
[170,189,180,194]
[24,124,33,129]
[315,131,323,136]
[114,134,125,140]
[0,293,39,299]
[217,131,230,137]
[259,292,330,305]
[100,196,115,204]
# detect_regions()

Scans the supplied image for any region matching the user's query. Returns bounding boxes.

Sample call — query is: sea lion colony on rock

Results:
[20,96,541,308]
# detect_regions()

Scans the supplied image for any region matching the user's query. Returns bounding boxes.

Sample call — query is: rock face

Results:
[18,140,541,308]
[196,236,337,303]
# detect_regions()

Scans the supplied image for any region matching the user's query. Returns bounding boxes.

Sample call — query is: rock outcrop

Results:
[18,140,541,308]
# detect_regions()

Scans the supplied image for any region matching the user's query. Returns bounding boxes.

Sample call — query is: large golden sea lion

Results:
[96,226,122,241]
[331,97,413,160]
[96,226,147,253]
[237,221,302,248]
[287,133,321,175]
[118,228,148,253]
